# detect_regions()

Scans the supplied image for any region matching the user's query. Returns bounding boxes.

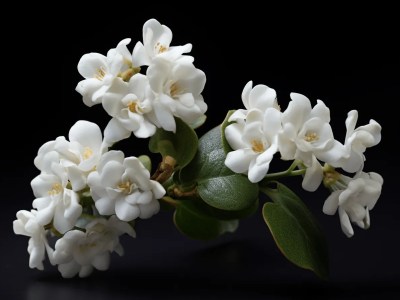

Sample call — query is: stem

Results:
[160,196,180,207]
[151,155,176,184]
[263,160,305,181]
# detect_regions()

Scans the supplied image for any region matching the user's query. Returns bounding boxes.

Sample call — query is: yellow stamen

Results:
[155,42,167,53]
[128,101,138,113]
[170,83,180,97]
[95,67,106,81]
[83,147,93,160]
[118,181,134,194]
[304,132,319,142]
[251,140,265,153]
[48,183,63,196]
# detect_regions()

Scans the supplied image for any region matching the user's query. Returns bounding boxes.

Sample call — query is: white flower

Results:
[147,58,207,132]
[229,81,279,121]
[76,39,133,107]
[323,171,383,237]
[31,161,82,234]
[279,93,344,191]
[132,18,193,67]
[63,121,106,191]
[87,151,165,221]
[225,108,281,183]
[53,216,135,278]
[33,121,106,191]
[34,137,69,172]
[331,110,382,173]
[102,74,156,143]
[13,210,53,270]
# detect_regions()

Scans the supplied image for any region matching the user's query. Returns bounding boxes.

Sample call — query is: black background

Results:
[1,5,399,299]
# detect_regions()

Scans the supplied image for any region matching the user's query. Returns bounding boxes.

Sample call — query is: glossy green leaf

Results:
[174,200,239,240]
[149,117,198,170]
[178,125,258,211]
[261,182,329,279]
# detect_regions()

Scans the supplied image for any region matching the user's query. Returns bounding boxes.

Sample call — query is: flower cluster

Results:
[76,18,206,142]
[224,82,383,237]
[13,18,203,277]
[14,18,384,279]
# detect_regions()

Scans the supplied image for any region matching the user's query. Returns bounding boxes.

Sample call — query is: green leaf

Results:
[261,182,329,279]
[221,110,236,153]
[174,200,238,240]
[178,125,258,211]
[138,155,151,172]
[149,117,198,170]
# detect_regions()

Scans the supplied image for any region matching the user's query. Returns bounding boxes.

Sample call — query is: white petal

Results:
[58,260,81,278]
[241,81,253,109]
[263,108,281,138]
[76,79,104,107]
[92,252,110,271]
[139,200,160,219]
[283,93,311,130]
[322,191,340,215]
[67,165,87,192]
[339,207,354,238]
[94,197,115,215]
[344,110,358,140]
[132,41,151,66]
[78,53,107,79]
[310,100,330,123]
[115,199,140,221]
[225,149,254,174]
[79,265,94,278]
[224,123,246,150]
[69,121,102,152]
[154,102,176,132]
[104,118,131,145]
[249,84,277,111]
[133,119,156,138]
[302,156,323,192]
[100,160,125,187]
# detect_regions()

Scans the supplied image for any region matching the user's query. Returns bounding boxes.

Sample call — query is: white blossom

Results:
[13,210,54,270]
[323,171,383,237]
[229,81,279,121]
[278,93,344,191]
[87,151,165,222]
[31,161,81,234]
[76,39,134,107]
[53,216,135,278]
[33,121,106,191]
[225,108,281,183]
[103,74,156,143]
[146,58,207,132]
[132,18,193,67]
[331,110,381,173]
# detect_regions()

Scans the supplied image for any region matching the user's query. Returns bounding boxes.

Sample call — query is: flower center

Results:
[170,82,181,98]
[128,101,138,113]
[118,181,135,194]
[95,67,106,81]
[48,183,63,196]
[304,132,319,142]
[155,42,167,54]
[83,147,93,160]
[251,140,265,153]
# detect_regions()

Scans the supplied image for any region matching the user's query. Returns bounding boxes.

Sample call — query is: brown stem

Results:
[151,155,177,183]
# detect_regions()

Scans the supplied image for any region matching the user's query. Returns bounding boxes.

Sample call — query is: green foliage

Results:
[261,182,329,279]
[177,125,258,211]
[149,117,198,170]
[173,199,239,240]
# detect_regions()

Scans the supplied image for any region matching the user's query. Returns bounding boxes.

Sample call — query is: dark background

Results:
[1,5,399,299]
